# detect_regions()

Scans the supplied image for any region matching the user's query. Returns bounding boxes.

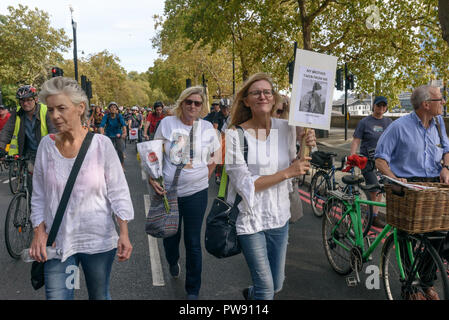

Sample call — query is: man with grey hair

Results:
[375,84,449,300]
[375,85,449,183]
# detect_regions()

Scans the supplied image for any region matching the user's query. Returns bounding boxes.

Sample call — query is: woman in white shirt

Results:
[30,77,134,300]
[149,86,220,300]
[225,72,315,300]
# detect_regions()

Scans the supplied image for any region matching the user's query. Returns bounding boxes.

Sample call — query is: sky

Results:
[0,0,166,73]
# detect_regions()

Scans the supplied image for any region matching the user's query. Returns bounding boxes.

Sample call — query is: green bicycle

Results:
[322,175,449,300]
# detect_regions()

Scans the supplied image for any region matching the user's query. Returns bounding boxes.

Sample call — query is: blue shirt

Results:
[23,112,38,152]
[375,112,449,178]
[99,113,126,137]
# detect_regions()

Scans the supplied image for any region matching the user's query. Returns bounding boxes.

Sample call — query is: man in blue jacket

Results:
[100,102,127,169]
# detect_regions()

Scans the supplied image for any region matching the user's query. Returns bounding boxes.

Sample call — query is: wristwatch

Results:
[443,165,449,171]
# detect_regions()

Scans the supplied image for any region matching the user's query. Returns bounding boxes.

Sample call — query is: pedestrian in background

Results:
[144,101,165,140]
[30,77,133,300]
[149,86,221,300]
[226,72,315,300]
[350,96,392,228]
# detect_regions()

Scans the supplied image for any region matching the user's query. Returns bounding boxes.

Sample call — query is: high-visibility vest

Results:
[8,104,48,156]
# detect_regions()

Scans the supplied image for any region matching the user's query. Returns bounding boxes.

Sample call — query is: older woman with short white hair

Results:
[29,77,134,300]
[149,86,220,300]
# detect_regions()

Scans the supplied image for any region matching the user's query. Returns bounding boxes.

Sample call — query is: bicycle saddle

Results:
[342,175,364,185]
[361,183,383,192]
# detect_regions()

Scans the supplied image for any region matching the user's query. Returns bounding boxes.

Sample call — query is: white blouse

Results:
[225,118,297,235]
[31,134,134,262]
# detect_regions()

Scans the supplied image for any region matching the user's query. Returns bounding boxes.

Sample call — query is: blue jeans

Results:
[163,188,208,296]
[238,222,289,300]
[44,248,117,300]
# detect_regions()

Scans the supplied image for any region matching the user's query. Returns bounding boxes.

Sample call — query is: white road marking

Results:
[3,177,15,184]
[144,194,165,287]
[141,166,146,181]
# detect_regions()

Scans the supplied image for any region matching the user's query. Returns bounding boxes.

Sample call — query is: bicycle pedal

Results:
[346,276,358,287]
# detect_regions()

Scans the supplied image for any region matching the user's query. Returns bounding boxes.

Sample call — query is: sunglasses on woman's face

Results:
[184,99,203,107]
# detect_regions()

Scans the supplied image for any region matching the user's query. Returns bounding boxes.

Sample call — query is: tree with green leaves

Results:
[156,0,449,106]
[0,4,70,86]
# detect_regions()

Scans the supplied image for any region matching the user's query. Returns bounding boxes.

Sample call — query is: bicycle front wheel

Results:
[381,233,449,300]
[5,193,32,259]
[310,170,331,217]
[322,197,353,275]
[9,161,24,195]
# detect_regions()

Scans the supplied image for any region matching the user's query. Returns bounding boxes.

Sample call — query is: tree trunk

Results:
[440,0,449,45]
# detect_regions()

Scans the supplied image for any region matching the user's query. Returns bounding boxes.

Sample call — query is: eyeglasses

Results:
[19,98,35,104]
[276,109,284,115]
[184,99,203,107]
[426,98,445,102]
[246,89,274,98]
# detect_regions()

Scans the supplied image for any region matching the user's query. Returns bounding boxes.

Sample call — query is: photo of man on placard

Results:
[298,79,327,115]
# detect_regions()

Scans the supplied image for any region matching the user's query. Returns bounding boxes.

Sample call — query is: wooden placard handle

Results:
[300,127,311,159]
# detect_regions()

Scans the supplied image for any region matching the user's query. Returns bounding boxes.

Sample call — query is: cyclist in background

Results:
[99,102,127,169]
[203,100,220,123]
[0,104,11,132]
[350,96,392,228]
[0,85,56,163]
[88,105,104,133]
[144,101,165,140]
[128,106,143,142]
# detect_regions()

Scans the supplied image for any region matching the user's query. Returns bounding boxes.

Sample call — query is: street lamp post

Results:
[69,6,79,82]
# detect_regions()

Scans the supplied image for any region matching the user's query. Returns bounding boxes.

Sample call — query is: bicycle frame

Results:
[331,191,432,283]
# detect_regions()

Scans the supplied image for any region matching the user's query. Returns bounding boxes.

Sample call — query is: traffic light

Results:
[51,67,64,77]
[288,60,295,85]
[346,74,355,90]
[335,68,343,90]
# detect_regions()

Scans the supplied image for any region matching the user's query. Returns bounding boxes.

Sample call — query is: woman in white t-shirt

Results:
[225,72,316,300]
[30,77,134,300]
[149,86,220,300]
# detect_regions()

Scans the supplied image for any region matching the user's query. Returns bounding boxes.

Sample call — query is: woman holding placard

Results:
[226,72,316,300]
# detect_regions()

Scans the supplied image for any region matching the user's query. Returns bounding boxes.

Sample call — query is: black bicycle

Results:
[7,155,26,194]
[309,151,374,236]
[4,155,33,259]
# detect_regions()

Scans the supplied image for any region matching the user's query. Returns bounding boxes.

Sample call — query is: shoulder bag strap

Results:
[46,131,94,246]
[230,125,248,208]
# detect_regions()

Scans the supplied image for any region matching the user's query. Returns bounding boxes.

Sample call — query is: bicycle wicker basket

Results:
[385,182,449,234]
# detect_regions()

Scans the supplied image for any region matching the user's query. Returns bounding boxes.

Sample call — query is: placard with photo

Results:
[289,49,338,131]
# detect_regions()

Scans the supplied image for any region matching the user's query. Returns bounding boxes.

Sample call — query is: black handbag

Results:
[31,132,94,290]
[205,126,247,258]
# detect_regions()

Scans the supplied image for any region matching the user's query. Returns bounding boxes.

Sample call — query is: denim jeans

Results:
[44,248,117,300]
[238,222,289,300]
[163,188,208,296]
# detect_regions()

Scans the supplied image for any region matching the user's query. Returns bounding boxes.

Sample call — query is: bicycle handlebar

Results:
[4,155,30,162]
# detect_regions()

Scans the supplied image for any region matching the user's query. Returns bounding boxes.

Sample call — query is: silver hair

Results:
[38,77,89,122]
[410,85,437,110]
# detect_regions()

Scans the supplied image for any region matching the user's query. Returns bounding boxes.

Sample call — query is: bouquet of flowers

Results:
[137,140,170,213]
